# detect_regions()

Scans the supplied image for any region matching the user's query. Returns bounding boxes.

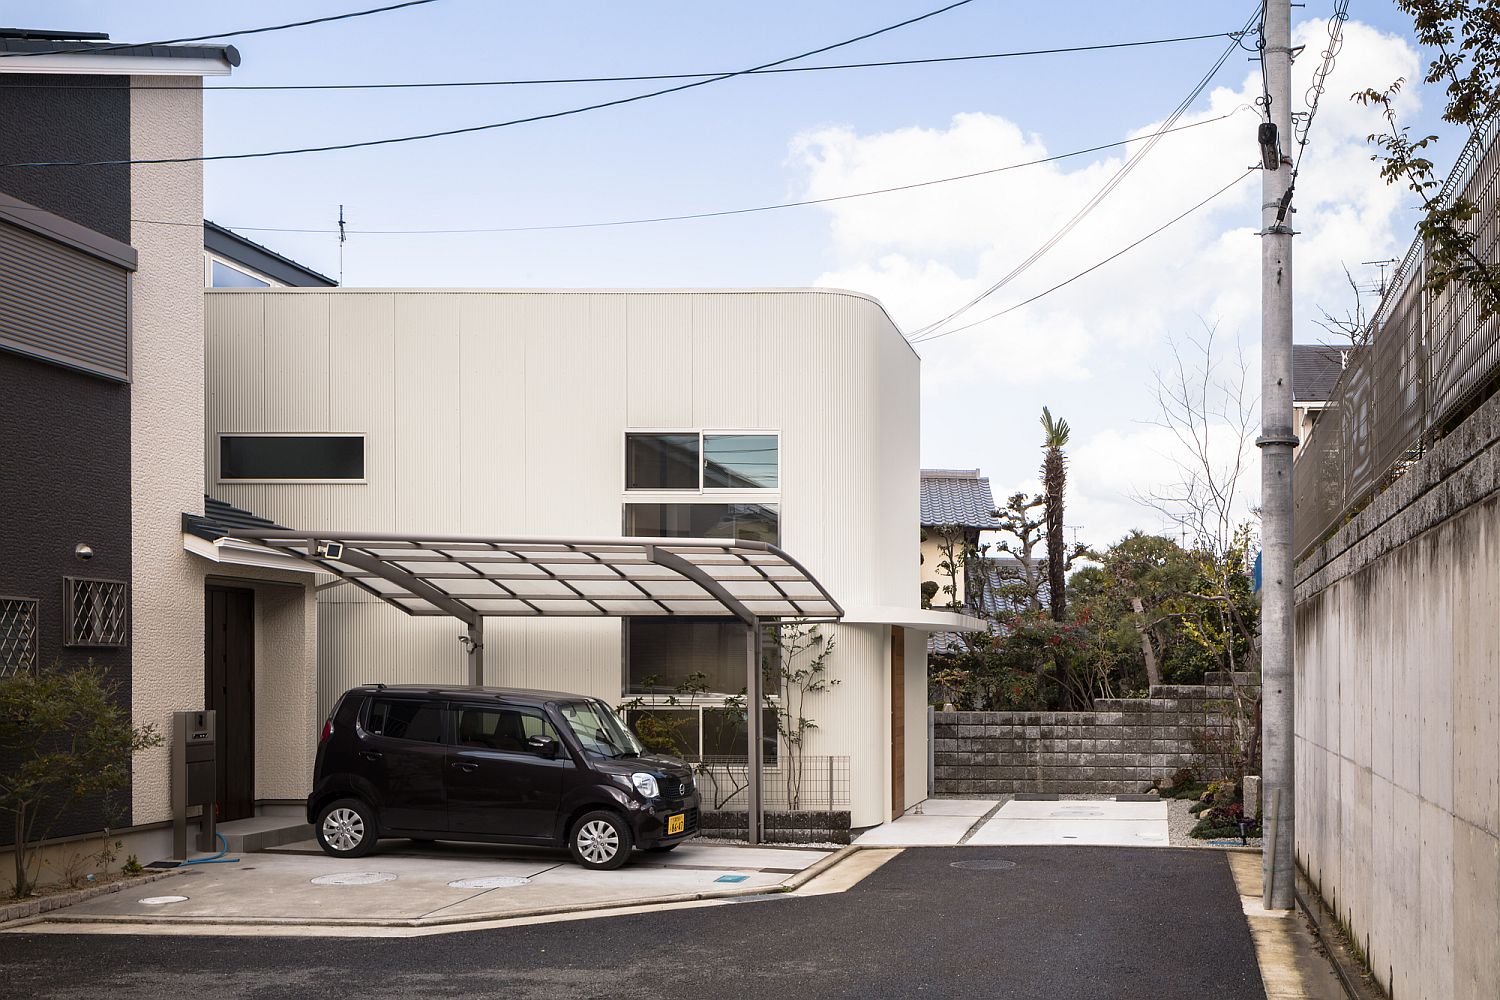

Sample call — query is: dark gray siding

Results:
[0,349,133,842]
[0,74,130,241]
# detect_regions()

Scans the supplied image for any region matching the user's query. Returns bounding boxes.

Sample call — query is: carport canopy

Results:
[227,529,843,627]
[225,529,844,847]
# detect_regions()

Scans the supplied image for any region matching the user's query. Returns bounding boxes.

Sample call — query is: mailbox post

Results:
[172,710,217,858]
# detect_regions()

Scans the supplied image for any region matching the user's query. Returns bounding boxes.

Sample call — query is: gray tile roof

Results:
[205,221,337,288]
[1293,344,1349,403]
[183,495,283,542]
[920,469,1001,528]
[0,32,240,65]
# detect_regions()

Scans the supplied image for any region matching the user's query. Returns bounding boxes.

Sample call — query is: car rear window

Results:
[366,698,444,743]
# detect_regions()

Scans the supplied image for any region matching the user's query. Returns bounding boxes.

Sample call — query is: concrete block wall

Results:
[933,676,1257,795]
[1295,388,1500,1000]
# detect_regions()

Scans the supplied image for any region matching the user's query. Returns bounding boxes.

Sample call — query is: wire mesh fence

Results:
[694,754,850,814]
[1294,118,1500,559]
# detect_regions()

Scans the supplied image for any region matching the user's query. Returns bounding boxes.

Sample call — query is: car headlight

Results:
[630,772,659,798]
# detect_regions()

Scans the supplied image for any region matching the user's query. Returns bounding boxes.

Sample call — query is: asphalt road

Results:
[0,846,1264,1000]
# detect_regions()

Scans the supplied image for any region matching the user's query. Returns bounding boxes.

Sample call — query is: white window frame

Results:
[621,428,781,496]
[204,252,278,289]
[215,431,369,485]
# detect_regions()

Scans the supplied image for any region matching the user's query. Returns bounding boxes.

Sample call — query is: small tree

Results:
[769,623,837,810]
[1039,407,1073,622]
[0,662,161,898]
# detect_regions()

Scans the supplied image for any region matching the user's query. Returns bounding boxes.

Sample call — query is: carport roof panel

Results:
[227,531,843,624]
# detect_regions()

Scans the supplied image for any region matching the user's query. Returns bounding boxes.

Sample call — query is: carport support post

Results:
[467,618,484,686]
[746,618,764,846]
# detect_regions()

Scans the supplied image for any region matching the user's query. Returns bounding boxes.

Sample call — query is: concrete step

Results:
[217,815,314,853]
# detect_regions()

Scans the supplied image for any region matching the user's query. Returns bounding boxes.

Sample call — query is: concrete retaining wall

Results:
[933,676,1256,795]
[1294,390,1500,1000]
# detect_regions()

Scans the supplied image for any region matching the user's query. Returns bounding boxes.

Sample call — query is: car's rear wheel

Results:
[316,798,377,858]
[569,810,633,871]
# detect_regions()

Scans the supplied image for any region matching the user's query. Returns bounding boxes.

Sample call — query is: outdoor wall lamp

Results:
[74,543,94,561]
[1258,122,1282,171]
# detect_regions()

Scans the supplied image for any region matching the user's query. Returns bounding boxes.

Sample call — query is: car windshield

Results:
[557,699,644,759]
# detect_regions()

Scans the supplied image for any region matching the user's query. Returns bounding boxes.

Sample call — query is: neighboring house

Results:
[204,220,336,289]
[203,287,981,827]
[0,30,320,883]
[919,469,1000,609]
[1292,343,1348,458]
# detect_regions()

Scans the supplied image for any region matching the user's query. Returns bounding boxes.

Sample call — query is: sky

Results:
[16,1,1460,549]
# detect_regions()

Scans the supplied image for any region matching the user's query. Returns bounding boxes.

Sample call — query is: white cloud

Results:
[789,19,1422,546]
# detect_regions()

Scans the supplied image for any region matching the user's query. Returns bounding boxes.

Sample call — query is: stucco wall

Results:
[1294,390,1500,1000]
[246,575,318,801]
[129,76,208,826]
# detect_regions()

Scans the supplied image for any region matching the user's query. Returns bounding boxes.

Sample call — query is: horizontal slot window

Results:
[220,435,365,481]
[624,502,778,544]
[210,260,270,288]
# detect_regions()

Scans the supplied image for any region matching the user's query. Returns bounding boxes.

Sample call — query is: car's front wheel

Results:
[569,810,633,871]
[316,798,377,858]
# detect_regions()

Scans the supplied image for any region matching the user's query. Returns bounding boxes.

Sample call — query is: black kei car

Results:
[308,685,700,870]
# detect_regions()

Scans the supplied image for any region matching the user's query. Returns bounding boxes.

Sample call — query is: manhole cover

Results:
[446,875,531,889]
[138,895,189,905]
[310,872,397,885]
[949,860,1017,871]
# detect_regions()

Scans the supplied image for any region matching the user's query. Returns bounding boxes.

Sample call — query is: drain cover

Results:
[949,860,1017,871]
[310,872,397,885]
[138,895,189,905]
[446,875,531,889]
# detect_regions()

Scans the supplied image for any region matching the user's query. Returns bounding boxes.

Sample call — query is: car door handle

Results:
[358,751,383,761]
[451,762,478,773]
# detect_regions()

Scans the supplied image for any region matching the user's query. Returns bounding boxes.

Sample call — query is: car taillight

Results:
[320,719,334,744]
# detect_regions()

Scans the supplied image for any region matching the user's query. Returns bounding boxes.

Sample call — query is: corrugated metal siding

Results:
[207,288,920,827]
[0,219,130,380]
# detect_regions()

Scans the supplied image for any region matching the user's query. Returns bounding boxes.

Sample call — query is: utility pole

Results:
[1256,0,1296,911]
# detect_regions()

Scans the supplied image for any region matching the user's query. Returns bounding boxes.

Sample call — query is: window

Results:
[625,706,778,764]
[210,259,270,288]
[704,434,778,489]
[557,699,644,759]
[623,431,778,492]
[220,434,365,481]
[366,698,444,743]
[624,502,778,544]
[64,578,127,647]
[627,619,780,696]
[626,433,699,490]
[453,705,558,754]
[0,597,39,677]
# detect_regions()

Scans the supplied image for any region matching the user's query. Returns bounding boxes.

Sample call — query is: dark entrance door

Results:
[205,585,254,822]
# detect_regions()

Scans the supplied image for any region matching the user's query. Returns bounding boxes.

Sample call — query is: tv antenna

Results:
[338,204,346,285]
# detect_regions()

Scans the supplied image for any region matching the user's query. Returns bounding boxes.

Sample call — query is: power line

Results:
[0,31,1243,90]
[0,1,441,57]
[908,3,1262,339]
[910,168,1257,345]
[0,0,979,168]
[121,109,1246,236]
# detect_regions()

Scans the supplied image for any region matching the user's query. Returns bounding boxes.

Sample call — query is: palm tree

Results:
[1040,406,1071,622]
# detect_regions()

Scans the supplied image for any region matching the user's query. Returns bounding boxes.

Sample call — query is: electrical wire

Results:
[911,168,1258,345]
[0,0,978,168]
[1276,0,1350,225]
[115,108,1248,236]
[0,1,441,58]
[0,31,1244,90]
[907,2,1263,341]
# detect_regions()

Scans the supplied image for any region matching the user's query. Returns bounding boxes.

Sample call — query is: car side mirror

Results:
[526,734,559,758]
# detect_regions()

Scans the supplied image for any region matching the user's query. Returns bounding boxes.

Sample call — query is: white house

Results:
[202,287,980,829]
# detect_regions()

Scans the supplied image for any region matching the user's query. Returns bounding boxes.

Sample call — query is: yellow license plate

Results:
[667,813,685,835]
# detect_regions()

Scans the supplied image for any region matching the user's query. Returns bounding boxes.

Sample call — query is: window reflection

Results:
[704,434,778,489]
[624,502,778,544]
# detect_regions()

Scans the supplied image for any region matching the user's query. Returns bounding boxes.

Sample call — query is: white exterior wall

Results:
[129,76,210,827]
[206,288,921,827]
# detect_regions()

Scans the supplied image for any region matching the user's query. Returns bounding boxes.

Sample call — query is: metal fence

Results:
[1294,118,1500,558]
[695,754,850,814]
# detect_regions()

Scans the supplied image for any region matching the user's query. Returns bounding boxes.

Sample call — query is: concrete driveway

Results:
[19,839,834,931]
[855,797,1170,846]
